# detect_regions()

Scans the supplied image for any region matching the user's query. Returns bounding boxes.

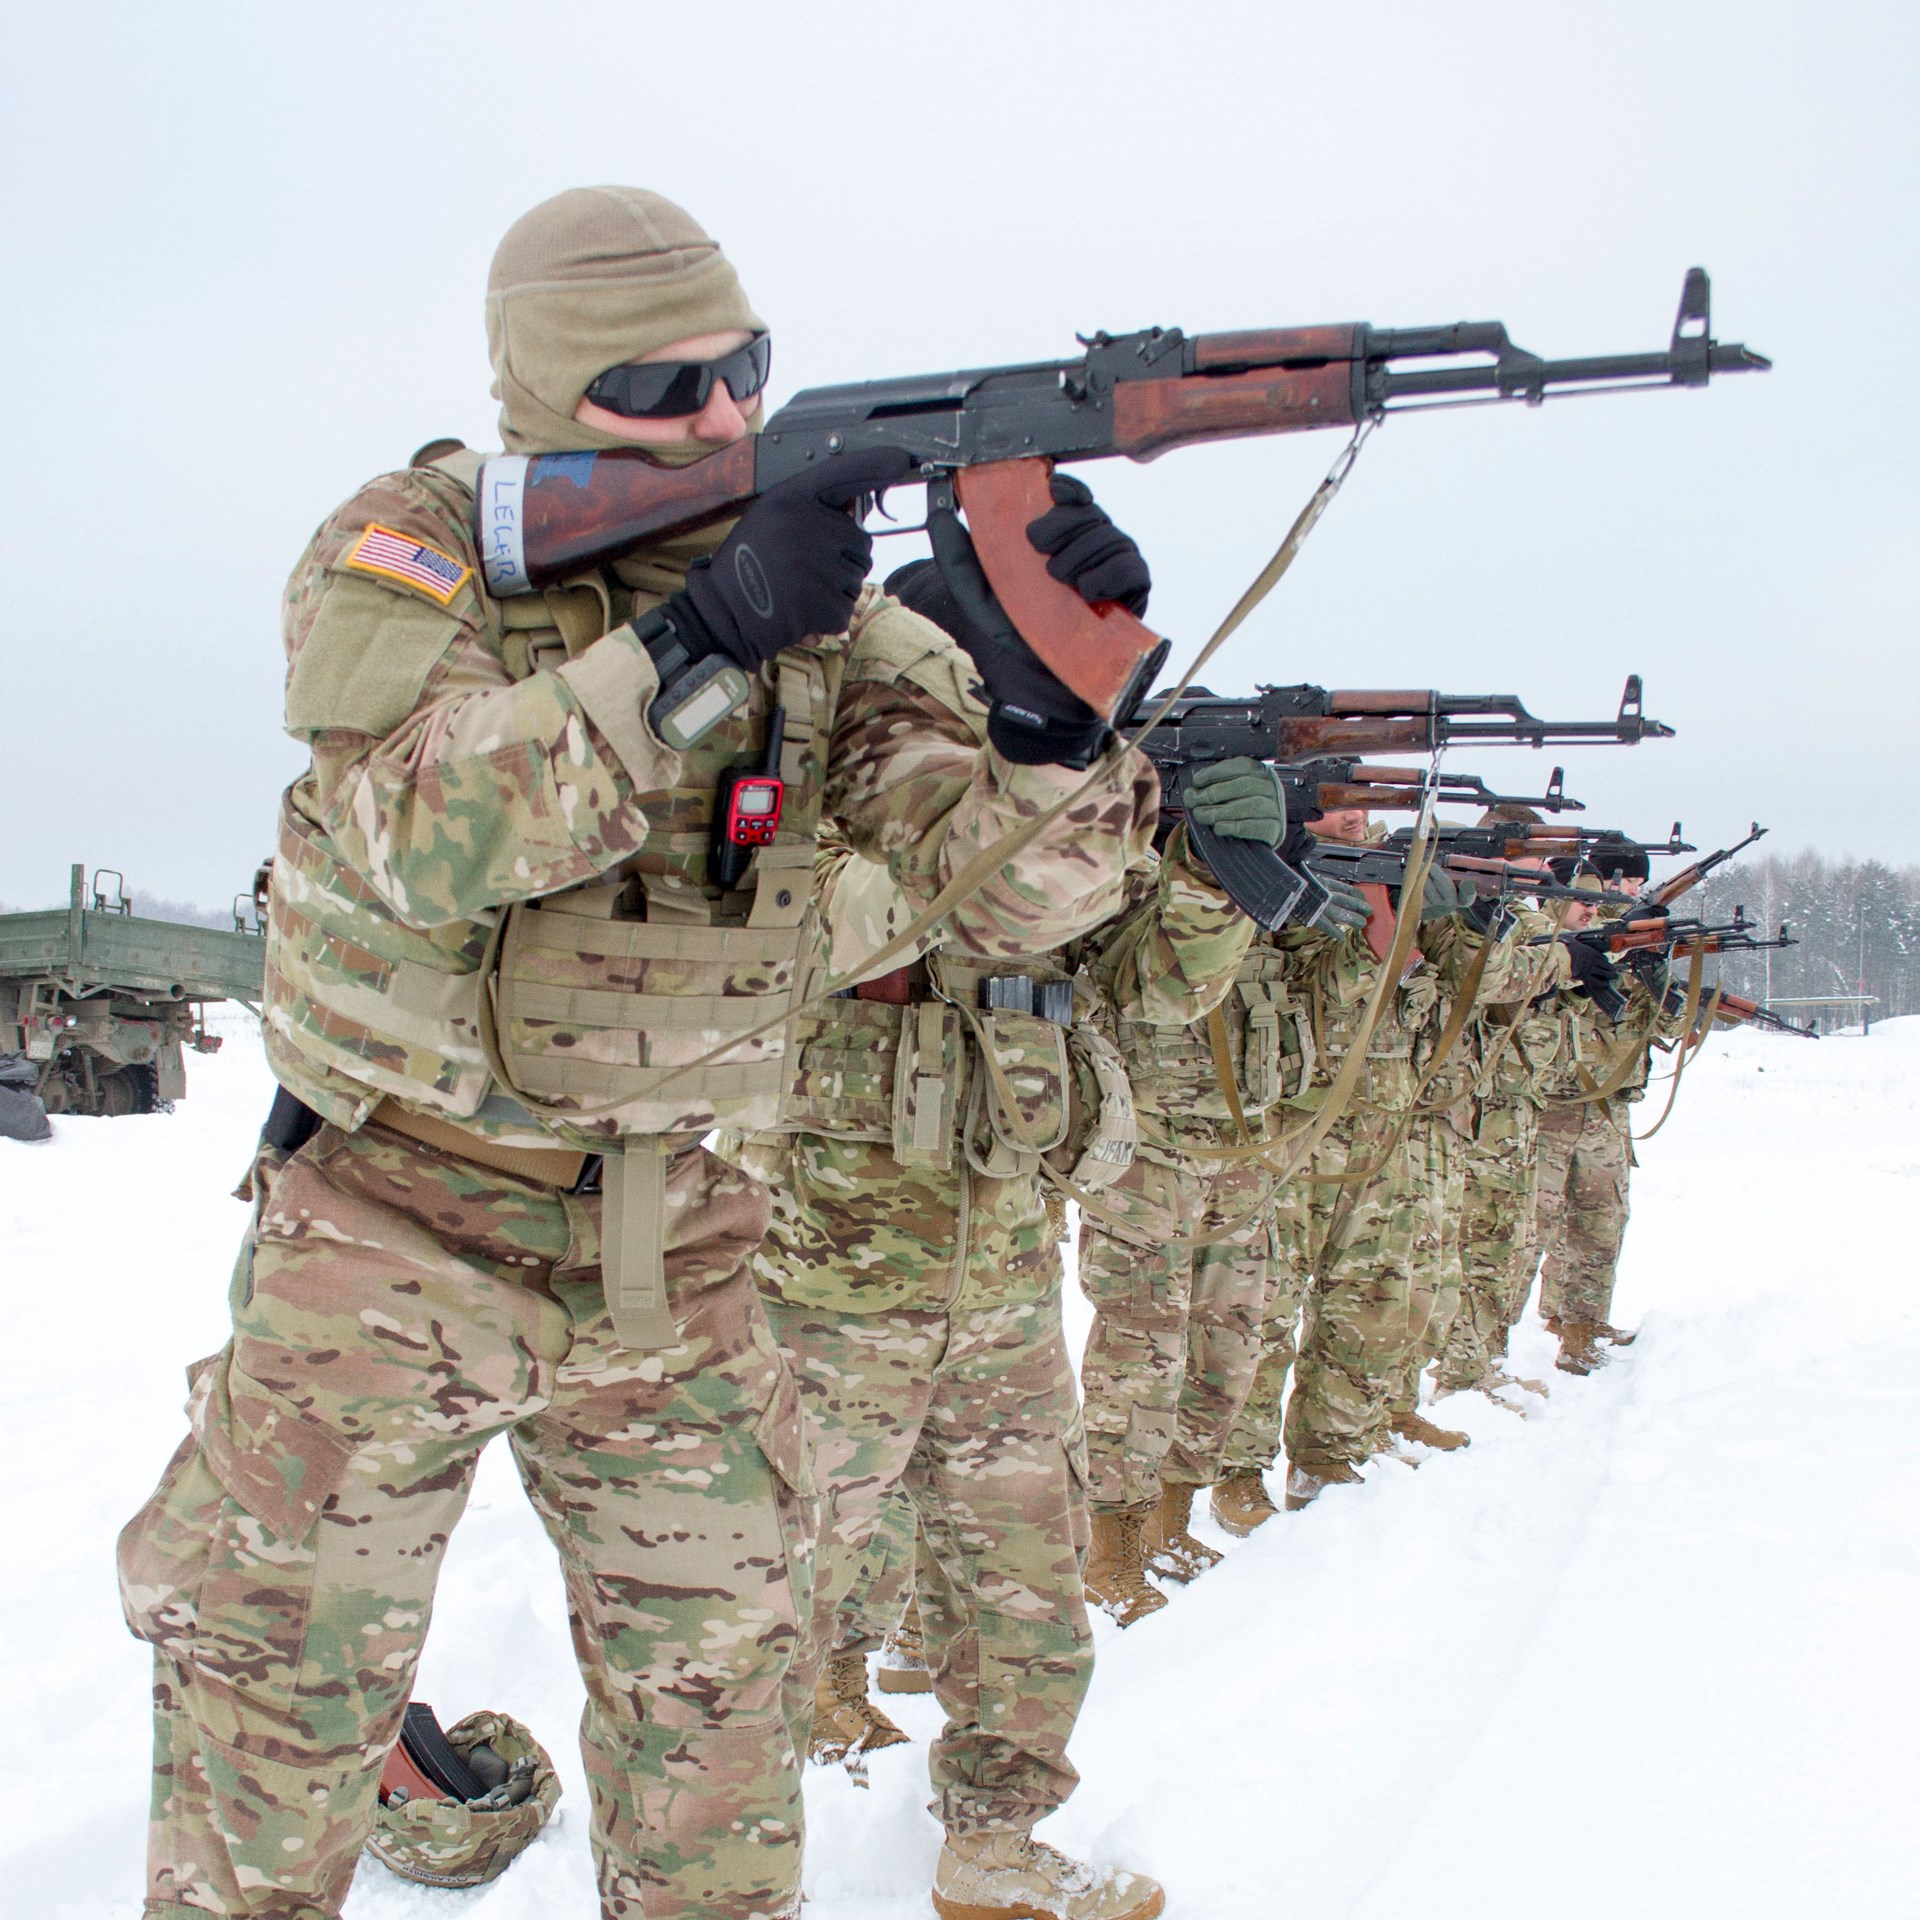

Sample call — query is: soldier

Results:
[1210,808,1511,1520]
[721,562,1275,1920]
[1073,801,1369,1620]
[1427,811,1571,1404]
[115,188,1169,1920]
[1528,867,1685,1374]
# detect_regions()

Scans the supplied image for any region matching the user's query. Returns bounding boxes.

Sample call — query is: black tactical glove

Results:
[1418,865,1481,923]
[1186,757,1286,846]
[901,472,1157,769]
[672,448,913,671]
[1313,874,1374,937]
[1023,473,1153,614]
[1566,935,1622,1003]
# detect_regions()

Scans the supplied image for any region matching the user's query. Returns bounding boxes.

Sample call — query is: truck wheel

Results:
[98,1064,158,1116]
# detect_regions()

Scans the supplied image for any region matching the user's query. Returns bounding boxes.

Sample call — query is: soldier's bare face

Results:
[1309,807,1371,844]
[572,329,763,446]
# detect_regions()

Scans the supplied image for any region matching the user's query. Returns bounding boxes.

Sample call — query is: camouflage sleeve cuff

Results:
[554,626,682,793]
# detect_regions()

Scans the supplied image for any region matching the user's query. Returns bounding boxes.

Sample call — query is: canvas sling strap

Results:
[1306,917,1499,1194]
[601,1135,676,1349]
[1206,1006,1255,1146]
[1632,945,1719,1144]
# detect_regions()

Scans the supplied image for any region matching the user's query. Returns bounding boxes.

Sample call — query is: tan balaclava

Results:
[486,187,764,456]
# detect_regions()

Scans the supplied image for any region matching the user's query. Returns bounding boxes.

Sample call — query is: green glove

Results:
[1315,875,1374,936]
[1418,865,1481,923]
[1186,757,1286,845]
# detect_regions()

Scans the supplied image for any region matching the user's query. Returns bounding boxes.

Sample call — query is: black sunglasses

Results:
[584,334,772,419]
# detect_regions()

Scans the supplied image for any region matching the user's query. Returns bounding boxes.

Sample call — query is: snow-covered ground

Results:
[4,1011,1915,1920]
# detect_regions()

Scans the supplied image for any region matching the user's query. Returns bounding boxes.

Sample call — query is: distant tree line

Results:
[1694,852,1920,1028]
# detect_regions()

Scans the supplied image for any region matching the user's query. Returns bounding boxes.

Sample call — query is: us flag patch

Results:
[344,524,473,604]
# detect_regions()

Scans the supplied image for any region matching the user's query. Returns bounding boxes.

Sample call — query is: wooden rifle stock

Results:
[498,439,759,589]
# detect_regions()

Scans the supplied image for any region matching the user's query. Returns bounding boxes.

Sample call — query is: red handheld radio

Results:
[710,704,786,891]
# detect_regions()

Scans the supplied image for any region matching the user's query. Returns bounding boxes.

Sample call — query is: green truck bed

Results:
[0,867,265,1005]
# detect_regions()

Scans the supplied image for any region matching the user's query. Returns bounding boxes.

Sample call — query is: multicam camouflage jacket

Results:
[259,452,1158,1153]
[1437,904,1573,1142]
[1540,963,1691,1105]
[1256,892,1530,1125]
[1072,826,1281,1165]
[719,827,1249,1316]
[1468,930,1576,1139]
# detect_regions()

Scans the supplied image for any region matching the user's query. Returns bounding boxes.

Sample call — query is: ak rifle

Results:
[1307,820,1695,898]
[1132,678,1673,930]
[1555,908,1795,1021]
[476,272,1767,719]
[1625,822,1768,908]
[1709,991,1820,1039]
[1558,905,1792,963]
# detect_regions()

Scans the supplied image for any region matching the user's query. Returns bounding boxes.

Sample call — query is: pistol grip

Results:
[954,458,1165,722]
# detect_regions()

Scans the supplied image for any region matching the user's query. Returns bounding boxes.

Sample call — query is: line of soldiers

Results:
[112,187,1724,1920]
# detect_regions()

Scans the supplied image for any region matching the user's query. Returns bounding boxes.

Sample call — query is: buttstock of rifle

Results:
[954,459,1165,720]
[1643,867,1703,910]
[504,439,760,589]
[1109,361,1357,461]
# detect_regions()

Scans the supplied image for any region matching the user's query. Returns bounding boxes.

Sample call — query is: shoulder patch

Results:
[343,523,473,605]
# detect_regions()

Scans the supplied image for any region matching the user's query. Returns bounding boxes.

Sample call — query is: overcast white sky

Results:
[2,0,1914,909]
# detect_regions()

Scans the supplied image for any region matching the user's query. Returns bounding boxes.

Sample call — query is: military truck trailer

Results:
[0,864,266,1116]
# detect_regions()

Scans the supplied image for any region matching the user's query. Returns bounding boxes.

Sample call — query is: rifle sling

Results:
[1632,946,1717,1144]
[1206,1006,1254,1146]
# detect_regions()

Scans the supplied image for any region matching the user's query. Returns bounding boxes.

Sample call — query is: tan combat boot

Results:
[809,1651,910,1768]
[1555,1320,1605,1375]
[1084,1506,1168,1626]
[875,1596,933,1695]
[1390,1410,1472,1451]
[933,1829,1165,1920]
[1283,1458,1364,1511]
[1144,1481,1223,1583]
[1594,1320,1639,1347]
[1209,1468,1279,1538]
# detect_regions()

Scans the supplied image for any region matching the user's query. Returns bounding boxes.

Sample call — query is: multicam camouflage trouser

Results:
[831,1484,919,1656]
[762,1281,1092,1836]
[117,1123,813,1920]
[1076,1150,1281,1507]
[1437,1101,1541,1388]
[1532,1095,1632,1326]
[1392,1115,1468,1415]
[1221,1111,1448,1477]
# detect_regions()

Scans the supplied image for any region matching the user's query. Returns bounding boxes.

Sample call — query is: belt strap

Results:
[372,1098,587,1187]
[603,1139,679,1350]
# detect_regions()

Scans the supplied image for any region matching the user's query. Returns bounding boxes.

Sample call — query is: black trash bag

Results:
[0,1054,51,1142]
